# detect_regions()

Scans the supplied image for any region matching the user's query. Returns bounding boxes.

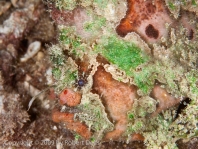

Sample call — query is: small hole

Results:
[188,29,194,40]
[174,97,191,120]
[145,24,159,39]
[64,90,68,95]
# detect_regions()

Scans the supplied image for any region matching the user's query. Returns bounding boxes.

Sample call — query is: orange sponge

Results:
[52,110,91,139]
[59,89,81,107]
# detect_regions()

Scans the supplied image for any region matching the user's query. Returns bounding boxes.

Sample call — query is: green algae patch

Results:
[101,36,148,76]
[59,27,87,58]
[168,2,176,10]
[96,36,156,94]
[84,17,106,33]
[192,0,197,6]
[186,70,198,97]
[49,44,78,93]
[60,28,82,50]
[132,64,157,94]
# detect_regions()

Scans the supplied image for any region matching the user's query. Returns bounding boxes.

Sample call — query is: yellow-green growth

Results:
[54,0,77,10]
[84,17,106,33]
[59,27,86,58]
[186,70,198,97]
[192,0,197,6]
[49,45,78,92]
[168,2,176,10]
[75,93,114,141]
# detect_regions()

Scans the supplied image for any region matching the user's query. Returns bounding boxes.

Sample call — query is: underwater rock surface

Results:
[48,0,198,148]
[0,0,196,148]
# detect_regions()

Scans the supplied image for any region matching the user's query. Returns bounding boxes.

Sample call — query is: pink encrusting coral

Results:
[50,6,91,38]
[116,0,197,43]
[93,66,138,140]
[52,110,91,139]
[116,0,173,43]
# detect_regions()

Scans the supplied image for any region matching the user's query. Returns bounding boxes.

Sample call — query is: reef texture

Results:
[1,0,198,149]
[47,0,198,148]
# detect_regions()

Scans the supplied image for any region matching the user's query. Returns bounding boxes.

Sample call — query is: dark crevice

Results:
[18,39,29,56]
[174,97,191,120]
[188,29,194,40]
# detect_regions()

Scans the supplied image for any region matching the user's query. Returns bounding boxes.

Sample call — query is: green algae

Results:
[49,44,78,93]
[60,28,82,50]
[59,27,87,58]
[96,35,159,94]
[132,64,157,94]
[102,40,146,76]
[128,113,134,120]
[168,2,176,10]
[186,70,198,97]
[192,0,197,6]
[83,17,106,33]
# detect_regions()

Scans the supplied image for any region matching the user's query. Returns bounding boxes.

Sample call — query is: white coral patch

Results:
[20,41,41,62]
[104,3,115,21]
[45,67,53,85]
